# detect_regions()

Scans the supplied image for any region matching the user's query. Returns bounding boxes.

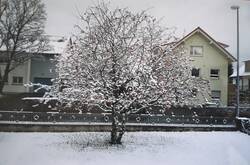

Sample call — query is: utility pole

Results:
[231,5,240,117]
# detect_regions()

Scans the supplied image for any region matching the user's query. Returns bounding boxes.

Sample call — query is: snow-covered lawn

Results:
[0,132,249,165]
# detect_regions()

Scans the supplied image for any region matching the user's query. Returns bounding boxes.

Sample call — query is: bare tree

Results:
[0,0,48,93]
[0,0,7,19]
[50,2,210,144]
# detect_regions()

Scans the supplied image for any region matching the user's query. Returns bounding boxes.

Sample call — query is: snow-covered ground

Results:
[0,132,249,165]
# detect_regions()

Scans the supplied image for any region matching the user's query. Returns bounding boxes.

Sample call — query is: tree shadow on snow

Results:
[51,132,186,153]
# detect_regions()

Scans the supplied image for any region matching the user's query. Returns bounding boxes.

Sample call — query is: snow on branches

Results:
[49,2,210,144]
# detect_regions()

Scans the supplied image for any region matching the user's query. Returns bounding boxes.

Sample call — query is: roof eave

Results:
[173,27,237,62]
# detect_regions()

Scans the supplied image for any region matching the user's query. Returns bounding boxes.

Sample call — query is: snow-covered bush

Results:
[49,2,210,144]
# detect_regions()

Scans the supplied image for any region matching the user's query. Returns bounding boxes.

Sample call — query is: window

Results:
[211,90,221,100]
[190,46,203,56]
[245,61,250,72]
[210,69,219,78]
[249,79,250,90]
[12,76,23,84]
[191,68,200,77]
[211,90,221,105]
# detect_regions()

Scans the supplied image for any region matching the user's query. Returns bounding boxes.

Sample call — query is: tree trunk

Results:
[110,123,125,144]
[110,108,119,144]
[0,63,10,94]
[110,110,126,144]
[0,80,4,94]
[116,123,125,144]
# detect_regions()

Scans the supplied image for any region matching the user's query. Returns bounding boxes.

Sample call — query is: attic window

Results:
[190,46,203,56]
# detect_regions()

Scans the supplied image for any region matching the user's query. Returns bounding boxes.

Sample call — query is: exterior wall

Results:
[241,77,250,90]
[245,60,250,72]
[181,33,230,106]
[1,60,30,93]
[233,76,250,91]
[30,55,57,83]
[0,54,57,93]
[29,54,57,92]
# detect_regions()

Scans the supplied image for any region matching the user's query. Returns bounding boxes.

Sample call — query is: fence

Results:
[0,110,237,132]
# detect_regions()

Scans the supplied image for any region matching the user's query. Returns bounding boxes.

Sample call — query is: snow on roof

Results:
[216,41,229,48]
[161,40,229,49]
[243,59,250,62]
[0,35,68,55]
[231,60,250,77]
[44,36,68,54]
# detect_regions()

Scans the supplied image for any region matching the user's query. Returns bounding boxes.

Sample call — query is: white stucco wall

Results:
[1,60,30,93]
[0,54,57,94]
[181,32,230,106]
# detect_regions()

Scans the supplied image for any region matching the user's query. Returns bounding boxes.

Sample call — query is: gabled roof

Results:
[217,42,229,48]
[173,27,236,62]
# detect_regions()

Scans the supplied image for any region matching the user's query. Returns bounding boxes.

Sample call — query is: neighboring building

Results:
[171,27,236,106]
[231,60,250,91]
[0,28,237,106]
[229,60,250,105]
[0,36,67,93]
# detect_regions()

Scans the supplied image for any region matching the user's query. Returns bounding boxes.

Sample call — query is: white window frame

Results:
[211,90,221,106]
[210,69,220,79]
[190,46,203,56]
[211,90,221,103]
[211,90,221,100]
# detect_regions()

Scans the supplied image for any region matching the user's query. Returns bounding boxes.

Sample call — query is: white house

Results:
[172,27,236,106]
[0,36,67,93]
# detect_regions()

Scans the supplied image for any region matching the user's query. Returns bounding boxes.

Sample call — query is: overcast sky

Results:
[43,0,250,61]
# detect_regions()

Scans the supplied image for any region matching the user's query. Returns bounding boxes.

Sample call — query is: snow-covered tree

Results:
[50,2,210,144]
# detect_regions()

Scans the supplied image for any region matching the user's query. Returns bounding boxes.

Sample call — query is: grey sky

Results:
[43,0,250,61]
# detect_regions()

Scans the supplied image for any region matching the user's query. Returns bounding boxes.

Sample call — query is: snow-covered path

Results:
[0,132,249,165]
